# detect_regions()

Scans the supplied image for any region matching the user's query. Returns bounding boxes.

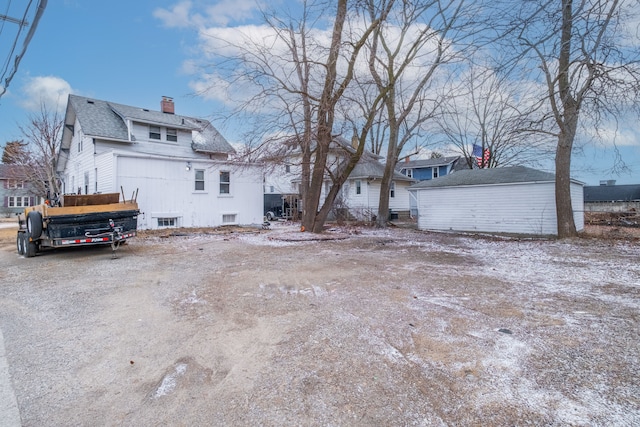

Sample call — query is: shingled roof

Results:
[409,166,568,189]
[62,94,234,154]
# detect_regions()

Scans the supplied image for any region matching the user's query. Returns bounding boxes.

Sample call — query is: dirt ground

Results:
[0,219,638,426]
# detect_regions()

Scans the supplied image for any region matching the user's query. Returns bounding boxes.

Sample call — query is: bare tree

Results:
[364,0,475,228]
[436,65,555,169]
[1,140,29,164]
[16,103,63,197]
[505,0,640,237]
[200,0,392,232]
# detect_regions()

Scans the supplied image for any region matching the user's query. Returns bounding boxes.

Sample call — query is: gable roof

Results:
[409,166,568,189]
[397,156,461,170]
[61,94,234,155]
[584,184,640,202]
[350,158,415,182]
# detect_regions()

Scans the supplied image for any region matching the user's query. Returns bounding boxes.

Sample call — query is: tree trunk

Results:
[555,109,578,238]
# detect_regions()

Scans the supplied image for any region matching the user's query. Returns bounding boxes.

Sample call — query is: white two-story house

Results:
[57,95,263,229]
[264,136,414,221]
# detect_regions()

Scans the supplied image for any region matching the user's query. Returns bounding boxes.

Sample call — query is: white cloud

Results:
[20,76,73,113]
[154,0,262,29]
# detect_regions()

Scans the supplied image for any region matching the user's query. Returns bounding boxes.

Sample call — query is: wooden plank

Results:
[45,202,138,216]
[62,193,120,206]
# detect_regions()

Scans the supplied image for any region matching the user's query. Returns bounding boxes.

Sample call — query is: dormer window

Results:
[149,125,161,140]
[166,128,177,142]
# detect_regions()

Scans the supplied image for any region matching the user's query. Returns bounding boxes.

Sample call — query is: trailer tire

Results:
[16,232,25,255]
[27,211,43,239]
[24,232,37,258]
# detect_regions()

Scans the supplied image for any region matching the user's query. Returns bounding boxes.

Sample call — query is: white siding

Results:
[115,155,263,230]
[570,181,584,231]
[416,182,562,235]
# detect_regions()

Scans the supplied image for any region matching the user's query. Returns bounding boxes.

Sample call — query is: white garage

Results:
[410,166,584,236]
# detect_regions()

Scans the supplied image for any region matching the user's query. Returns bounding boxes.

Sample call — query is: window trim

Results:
[432,167,439,179]
[149,125,161,140]
[219,171,231,195]
[166,128,178,142]
[194,169,205,191]
[355,180,361,195]
[390,181,396,198]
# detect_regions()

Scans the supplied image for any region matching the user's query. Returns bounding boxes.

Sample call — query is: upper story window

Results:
[195,170,205,191]
[406,169,413,178]
[432,167,439,178]
[355,180,361,195]
[285,164,291,173]
[166,128,178,142]
[220,171,230,194]
[149,125,161,140]
[7,179,24,189]
[390,181,396,198]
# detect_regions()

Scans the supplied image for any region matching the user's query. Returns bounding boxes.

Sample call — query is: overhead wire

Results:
[0,0,47,100]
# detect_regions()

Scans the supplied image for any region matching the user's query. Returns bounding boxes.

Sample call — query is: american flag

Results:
[472,144,490,168]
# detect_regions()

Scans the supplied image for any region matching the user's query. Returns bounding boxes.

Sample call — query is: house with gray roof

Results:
[57,94,263,229]
[409,166,584,235]
[264,135,415,221]
[1,164,42,217]
[396,156,467,181]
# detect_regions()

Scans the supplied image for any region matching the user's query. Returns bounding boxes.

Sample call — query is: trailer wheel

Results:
[27,211,43,239]
[24,232,37,258]
[16,232,25,255]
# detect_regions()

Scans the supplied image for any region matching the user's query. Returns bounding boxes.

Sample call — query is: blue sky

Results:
[0,0,638,186]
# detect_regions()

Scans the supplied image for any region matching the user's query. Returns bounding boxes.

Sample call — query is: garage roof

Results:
[409,166,564,189]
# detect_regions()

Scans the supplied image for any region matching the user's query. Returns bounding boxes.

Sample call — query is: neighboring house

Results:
[264,136,415,221]
[0,164,41,217]
[397,156,466,181]
[583,181,640,213]
[57,95,263,230]
[410,166,584,235]
[340,156,415,221]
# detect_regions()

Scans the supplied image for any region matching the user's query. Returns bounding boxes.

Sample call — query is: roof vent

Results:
[161,96,174,114]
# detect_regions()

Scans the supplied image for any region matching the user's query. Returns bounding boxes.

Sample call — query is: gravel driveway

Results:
[0,223,639,426]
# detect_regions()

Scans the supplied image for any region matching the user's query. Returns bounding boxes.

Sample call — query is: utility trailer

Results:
[16,192,140,258]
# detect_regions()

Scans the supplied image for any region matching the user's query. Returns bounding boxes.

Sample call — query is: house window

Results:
[195,170,205,191]
[166,128,177,142]
[157,217,177,227]
[8,196,30,207]
[220,171,230,194]
[8,180,23,189]
[84,172,89,195]
[149,125,161,140]
[95,168,98,193]
[406,169,413,178]
[222,213,237,224]
[356,180,361,195]
[390,181,396,198]
[270,185,274,193]
[433,167,439,178]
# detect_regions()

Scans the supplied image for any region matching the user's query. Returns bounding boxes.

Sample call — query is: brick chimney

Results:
[161,96,174,114]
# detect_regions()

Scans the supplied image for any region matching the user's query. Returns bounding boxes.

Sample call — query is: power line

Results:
[0,0,47,100]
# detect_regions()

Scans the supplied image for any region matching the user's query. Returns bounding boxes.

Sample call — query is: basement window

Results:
[157,217,177,227]
[222,214,237,224]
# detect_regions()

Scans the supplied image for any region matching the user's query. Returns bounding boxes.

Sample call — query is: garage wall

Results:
[415,181,583,235]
